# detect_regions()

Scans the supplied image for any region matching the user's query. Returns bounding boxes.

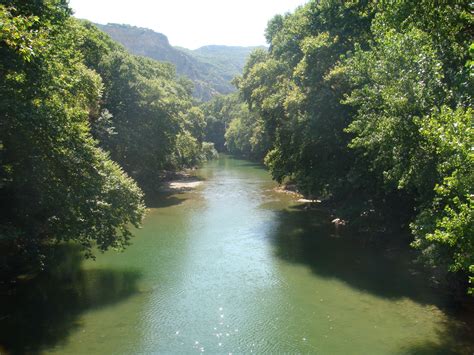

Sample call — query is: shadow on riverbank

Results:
[0,246,142,354]
[269,206,474,353]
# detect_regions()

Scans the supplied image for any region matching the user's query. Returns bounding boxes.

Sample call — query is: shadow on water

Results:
[403,334,473,355]
[145,190,188,209]
[144,174,207,209]
[234,160,265,168]
[0,246,142,354]
[272,206,443,303]
[270,206,474,353]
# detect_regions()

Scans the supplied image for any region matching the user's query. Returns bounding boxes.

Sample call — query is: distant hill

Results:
[95,23,264,101]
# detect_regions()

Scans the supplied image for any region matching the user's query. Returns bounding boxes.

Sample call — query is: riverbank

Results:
[160,171,204,192]
[274,184,321,204]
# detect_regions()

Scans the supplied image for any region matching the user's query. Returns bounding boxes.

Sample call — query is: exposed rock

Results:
[297,198,321,203]
[168,180,203,190]
[331,218,347,226]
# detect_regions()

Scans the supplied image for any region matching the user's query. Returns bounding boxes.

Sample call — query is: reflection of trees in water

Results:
[270,206,474,354]
[0,245,141,354]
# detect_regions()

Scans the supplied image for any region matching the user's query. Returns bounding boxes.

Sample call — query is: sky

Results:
[68,0,309,49]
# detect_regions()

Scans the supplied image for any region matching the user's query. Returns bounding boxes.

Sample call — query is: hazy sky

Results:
[68,0,309,49]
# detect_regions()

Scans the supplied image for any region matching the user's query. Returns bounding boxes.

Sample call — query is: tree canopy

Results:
[215,0,473,293]
[0,0,215,273]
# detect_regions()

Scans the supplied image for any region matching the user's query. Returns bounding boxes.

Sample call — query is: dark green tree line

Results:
[77,21,215,190]
[0,1,144,272]
[0,0,214,274]
[230,0,473,292]
[201,93,269,159]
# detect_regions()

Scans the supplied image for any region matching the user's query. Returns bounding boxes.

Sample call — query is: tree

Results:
[239,1,374,197]
[238,0,473,292]
[0,2,145,272]
[78,21,209,191]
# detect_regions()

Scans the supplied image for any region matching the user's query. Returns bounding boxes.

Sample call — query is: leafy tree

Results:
[238,0,473,292]
[342,27,446,197]
[238,1,374,198]
[224,101,269,159]
[173,131,202,168]
[339,1,472,288]
[410,107,473,280]
[202,92,269,159]
[201,142,219,161]
[0,2,145,271]
[77,21,210,191]
[202,94,241,151]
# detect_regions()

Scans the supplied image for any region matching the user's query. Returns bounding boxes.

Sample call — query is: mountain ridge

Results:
[94,23,265,101]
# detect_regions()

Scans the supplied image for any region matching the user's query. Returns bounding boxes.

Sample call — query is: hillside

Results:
[95,23,263,101]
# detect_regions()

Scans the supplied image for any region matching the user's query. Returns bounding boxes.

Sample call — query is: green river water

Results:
[1,156,473,354]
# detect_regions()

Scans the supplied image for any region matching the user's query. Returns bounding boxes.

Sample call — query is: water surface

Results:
[1,156,472,354]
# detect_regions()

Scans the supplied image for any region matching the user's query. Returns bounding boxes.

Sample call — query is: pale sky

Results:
[68,0,309,49]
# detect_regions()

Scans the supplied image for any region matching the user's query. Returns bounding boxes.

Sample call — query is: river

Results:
[1,156,473,354]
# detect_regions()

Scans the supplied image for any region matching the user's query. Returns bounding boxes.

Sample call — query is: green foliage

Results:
[201,94,240,151]
[183,107,206,143]
[201,142,219,161]
[411,107,473,276]
[338,1,472,288]
[0,5,42,61]
[470,265,474,295]
[238,1,374,197]
[224,103,269,159]
[342,27,446,195]
[238,0,473,292]
[77,21,206,191]
[173,131,202,168]
[0,2,145,268]
[202,93,269,159]
[225,117,252,156]
[96,24,262,101]
[0,1,212,274]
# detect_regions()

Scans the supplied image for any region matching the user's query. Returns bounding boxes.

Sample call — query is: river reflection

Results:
[0,246,141,354]
[269,206,473,354]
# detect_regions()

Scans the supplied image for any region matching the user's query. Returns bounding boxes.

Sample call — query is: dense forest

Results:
[203,1,473,294]
[0,0,217,276]
[0,0,473,298]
